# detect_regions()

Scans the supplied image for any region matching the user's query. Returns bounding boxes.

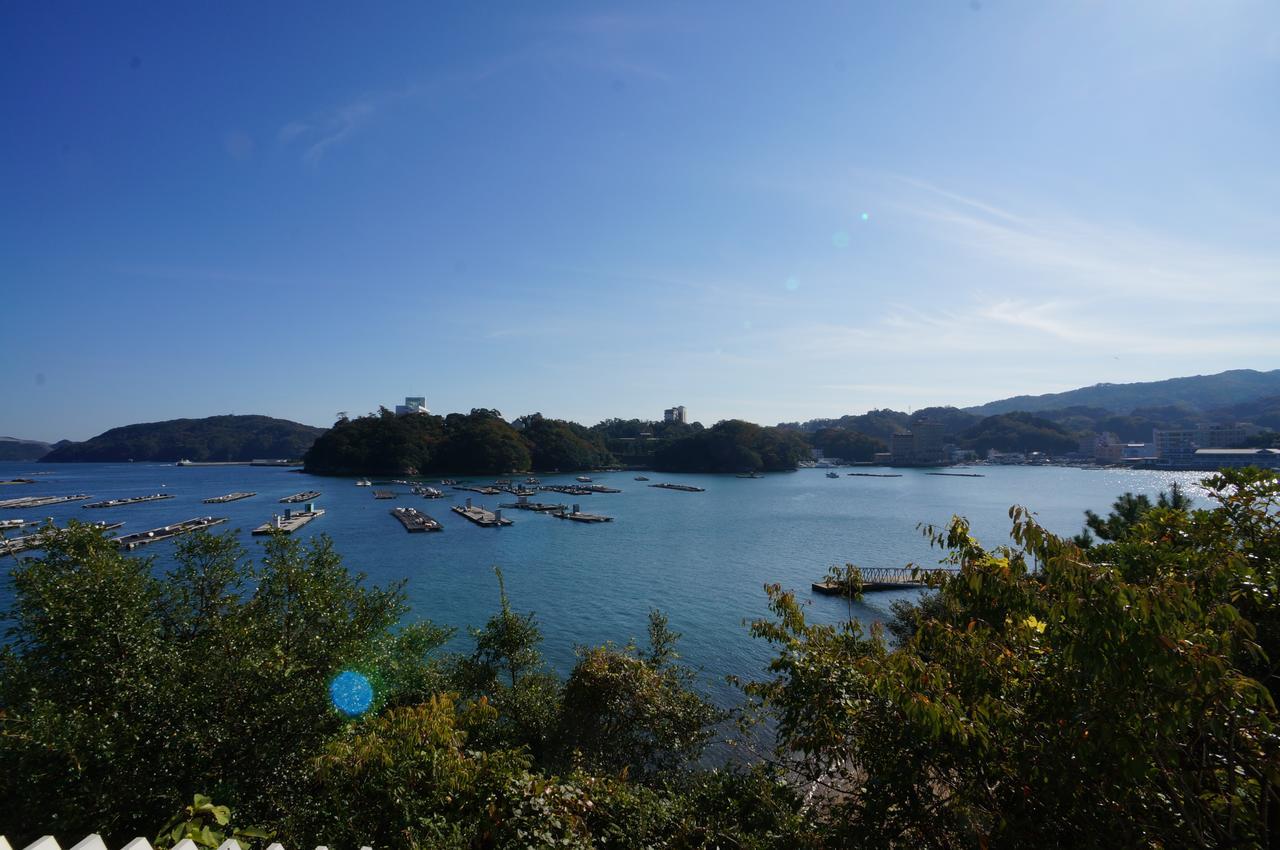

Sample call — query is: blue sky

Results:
[3,2,1278,441]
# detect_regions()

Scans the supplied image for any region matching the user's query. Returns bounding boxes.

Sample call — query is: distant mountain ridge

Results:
[966,369,1280,417]
[40,415,325,463]
[0,436,53,462]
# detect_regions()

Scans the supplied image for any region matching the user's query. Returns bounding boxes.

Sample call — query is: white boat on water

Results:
[577,475,592,483]
[826,471,840,478]
[355,478,371,487]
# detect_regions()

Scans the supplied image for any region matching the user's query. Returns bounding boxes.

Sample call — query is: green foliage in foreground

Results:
[3,467,1280,848]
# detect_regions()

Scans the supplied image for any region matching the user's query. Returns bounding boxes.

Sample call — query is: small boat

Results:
[355,478,371,487]
[525,476,540,485]
[634,475,650,481]
[736,471,763,479]
[576,475,592,483]
[826,471,840,479]
[440,479,458,486]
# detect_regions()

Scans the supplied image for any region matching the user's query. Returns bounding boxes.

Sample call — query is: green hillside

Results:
[40,415,325,462]
[968,369,1280,416]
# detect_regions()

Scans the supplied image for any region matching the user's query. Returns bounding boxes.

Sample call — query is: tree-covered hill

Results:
[39,416,325,462]
[303,409,614,476]
[653,419,809,472]
[956,411,1080,455]
[968,368,1280,416]
[0,436,53,461]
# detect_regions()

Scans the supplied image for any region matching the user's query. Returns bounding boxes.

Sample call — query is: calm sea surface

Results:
[0,461,1208,707]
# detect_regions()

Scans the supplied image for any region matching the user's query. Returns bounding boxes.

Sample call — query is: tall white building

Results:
[664,405,687,424]
[395,396,430,416]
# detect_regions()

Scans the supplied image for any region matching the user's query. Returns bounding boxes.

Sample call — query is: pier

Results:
[1,521,123,556]
[391,506,442,532]
[0,494,92,509]
[203,492,257,504]
[539,484,595,496]
[115,517,228,550]
[373,490,398,500]
[650,483,706,492]
[252,505,326,535]
[499,495,567,512]
[83,493,174,509]
[0,518,41,530]
[553,504,613,523]
[926,472,985,478]
[280,491,322,503]
[453,485,502,495]
[812,567,957,594]
[848,473,902,478]
[1,478,36,485]
[451,498,512,527]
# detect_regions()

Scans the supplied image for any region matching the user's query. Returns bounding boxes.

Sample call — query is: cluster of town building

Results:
[388,396,1276,472]
[811,420,1279,471]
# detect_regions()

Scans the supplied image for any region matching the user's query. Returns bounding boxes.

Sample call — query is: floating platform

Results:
[539,485,595,496]
[115,517,227,550]
[373,490,398,500]
[203,492,257,504]
[453,485,502,495]
[812,567,954,594]
[926,472,985,478]
[650,483,706,493]
[847,473,903,478]
[0,478,36,485]
[0,521,124,556]
[0,494,92,509]
[553,505,613,523]
[252,505,325,535]
[280,491,322,503]
[451,500,512,527]
[0,518,41,530]
[83,493,174,509]
[391,506,442,532]
[499,497,567,512]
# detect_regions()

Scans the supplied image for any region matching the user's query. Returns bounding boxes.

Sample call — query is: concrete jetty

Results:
[83,493,174,509]
[252,505,325,535]
[373,490,397,500]
[280,491,322,503]
[391,506,442,532]
[552,504,613,523]
[0,521,124,556]
[499,495,567,512]
[451,498,512,527]
[203,492,257,504]
[115,517,227,550]
[0,494,92,509]
[812,567,955,594]
[650,483,705,493]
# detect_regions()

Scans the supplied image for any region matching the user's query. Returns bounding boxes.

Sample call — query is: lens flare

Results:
[784,277,800,292]
[831,231,850,248]
[330,670,374,717]
[860,212,870,222]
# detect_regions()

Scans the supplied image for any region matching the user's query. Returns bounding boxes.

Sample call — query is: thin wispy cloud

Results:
[893,178,1280,307]
[279,89,411,166]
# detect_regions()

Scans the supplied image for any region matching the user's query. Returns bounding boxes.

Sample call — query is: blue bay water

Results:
[0,461,1208,707]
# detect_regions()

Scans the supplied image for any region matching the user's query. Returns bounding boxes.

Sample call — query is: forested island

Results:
[303,409,808,475]
[39,415,325,463]
[3,469,1277,847]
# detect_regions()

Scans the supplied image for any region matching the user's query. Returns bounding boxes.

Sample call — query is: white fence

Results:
[0,838,370,850]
